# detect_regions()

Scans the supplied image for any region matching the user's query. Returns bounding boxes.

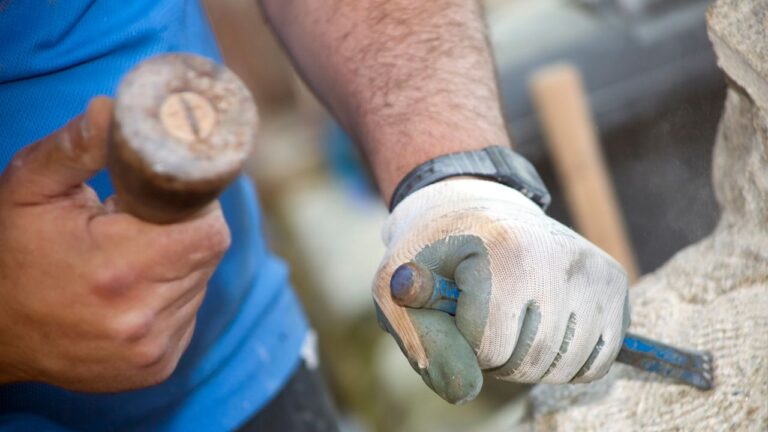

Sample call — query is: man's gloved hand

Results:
[0,98,230,392]
[373,178,630,404]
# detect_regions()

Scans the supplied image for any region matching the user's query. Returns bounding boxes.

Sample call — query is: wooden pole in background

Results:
[529,63,639,281]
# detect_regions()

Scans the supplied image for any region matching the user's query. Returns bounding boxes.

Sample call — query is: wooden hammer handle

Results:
[529,64,639,281]
[108,54,258,224]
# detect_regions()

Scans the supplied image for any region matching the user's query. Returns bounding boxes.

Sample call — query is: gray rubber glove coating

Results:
[376,304,482,404]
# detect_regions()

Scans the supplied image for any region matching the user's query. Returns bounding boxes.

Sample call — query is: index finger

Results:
[90,201,231,279]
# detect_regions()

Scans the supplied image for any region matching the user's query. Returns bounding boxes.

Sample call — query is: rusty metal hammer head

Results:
[109,54,258,223]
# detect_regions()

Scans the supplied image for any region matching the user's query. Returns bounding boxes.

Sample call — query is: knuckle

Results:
[129,339,169,369]
[89,266,135,298]
[0,152,30,194]
[136,335,188,386]
[7,147,33,173]
[146,354,181,386]
[109,311,154,342]
[205,217,231,256]
[130,363,176,389]
[187,216,231,263]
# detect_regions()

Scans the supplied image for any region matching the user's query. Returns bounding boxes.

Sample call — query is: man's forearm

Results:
[259,0,510,202]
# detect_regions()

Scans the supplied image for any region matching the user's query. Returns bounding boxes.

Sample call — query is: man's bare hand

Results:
[0,97,231,392]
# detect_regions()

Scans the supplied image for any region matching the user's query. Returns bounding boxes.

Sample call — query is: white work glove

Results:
[373,178,630,404]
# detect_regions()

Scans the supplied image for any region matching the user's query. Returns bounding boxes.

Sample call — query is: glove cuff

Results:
[389,146,551,212]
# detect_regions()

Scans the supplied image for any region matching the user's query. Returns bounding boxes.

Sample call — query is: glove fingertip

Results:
[419,359,483,405]
[375,298,484,404]
[410,309,483,404]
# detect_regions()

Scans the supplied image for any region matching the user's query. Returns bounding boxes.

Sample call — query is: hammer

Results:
[108,54,258,223]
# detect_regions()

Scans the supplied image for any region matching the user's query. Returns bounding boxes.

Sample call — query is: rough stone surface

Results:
[526,2,768,429]
[707,0,768,112]
[707,0,768,81]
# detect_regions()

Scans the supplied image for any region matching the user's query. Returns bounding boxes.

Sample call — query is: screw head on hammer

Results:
[159,91,217,143]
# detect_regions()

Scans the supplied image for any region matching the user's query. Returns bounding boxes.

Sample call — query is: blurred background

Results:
[202,0,724,430]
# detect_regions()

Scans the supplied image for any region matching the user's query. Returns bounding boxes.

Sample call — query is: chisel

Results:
[390,262,714,390]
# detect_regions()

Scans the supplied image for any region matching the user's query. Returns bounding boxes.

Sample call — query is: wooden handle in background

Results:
[109,54,259,224]
[529,64,639,281]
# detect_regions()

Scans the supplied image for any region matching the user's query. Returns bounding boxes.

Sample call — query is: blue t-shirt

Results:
[0,1,308,431]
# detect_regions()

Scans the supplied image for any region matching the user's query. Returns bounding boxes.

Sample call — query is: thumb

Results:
[4,96,113,203]
[374,235,489,404]
[375,302,483,404]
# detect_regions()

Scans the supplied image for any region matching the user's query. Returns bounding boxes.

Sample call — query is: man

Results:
[0,0,629,430]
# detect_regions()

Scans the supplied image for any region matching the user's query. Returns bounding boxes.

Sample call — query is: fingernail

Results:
[56,130,73,156]
[104,196,122,213]
[80,113,93,141]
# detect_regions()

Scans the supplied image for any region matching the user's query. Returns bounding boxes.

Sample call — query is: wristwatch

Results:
[389,146,551,211]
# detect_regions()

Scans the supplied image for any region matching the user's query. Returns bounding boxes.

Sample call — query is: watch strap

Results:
[389,146,551,211]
